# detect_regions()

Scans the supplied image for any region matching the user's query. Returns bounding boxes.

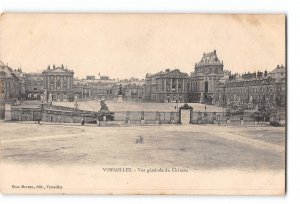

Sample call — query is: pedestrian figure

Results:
[136,136,144,144]
[81,117,85,126]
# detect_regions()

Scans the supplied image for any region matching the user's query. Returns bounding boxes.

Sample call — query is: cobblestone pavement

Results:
[0,121,285,170]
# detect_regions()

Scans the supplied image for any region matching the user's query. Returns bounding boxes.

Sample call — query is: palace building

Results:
[188,50,224,104]
[42,64,74,102]
[145,69,189,103]
[0,61,21,102]
[24,72,44,100]
[214,65,286,108]
[1,50,286,109]
[112,79,145,101]
[0,60,22,119]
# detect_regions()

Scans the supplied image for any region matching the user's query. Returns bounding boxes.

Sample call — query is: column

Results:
[54,75,57,90]
[61,76,63,90]
[182,79,185,92]
[67,76,70,90]
[170,78,173,92]
[70,77,73,90]
[164,78,167,92]
[48,75,50,90]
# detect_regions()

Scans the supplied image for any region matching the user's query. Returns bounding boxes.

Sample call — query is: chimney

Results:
[53,64,55,69]
[61,64,64,69]
[47,65,50,70]
[277,65,280,68]
[165,69,170,72]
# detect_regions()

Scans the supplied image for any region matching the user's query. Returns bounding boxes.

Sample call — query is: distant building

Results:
[0,60,21,101]
[42,64,74,102]
[242,72,257,79]
[145,69,189,102]
[100,76,109,80]
[269,65,286,82]
[12,68,26,96]
[214,65,286,108]
[189,50,224,104]
[113,79,145,101]
[269,65,286,107]
[73,78,114,100]
[24,72,44,100]
[0,60,21,119]
[215,77,277,108]
[86,75,96,80]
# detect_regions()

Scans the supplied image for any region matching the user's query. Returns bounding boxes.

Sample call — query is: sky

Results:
[0,14,285,79]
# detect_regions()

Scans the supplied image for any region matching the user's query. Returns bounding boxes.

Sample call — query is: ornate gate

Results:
[179,103,193,124]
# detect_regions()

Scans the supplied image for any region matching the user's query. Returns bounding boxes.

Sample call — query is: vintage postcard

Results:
[0,14,286,195]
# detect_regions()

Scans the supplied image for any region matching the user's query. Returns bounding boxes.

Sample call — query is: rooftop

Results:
[197,50,223,66]
[270,65,286,74]
[146,68,188,78]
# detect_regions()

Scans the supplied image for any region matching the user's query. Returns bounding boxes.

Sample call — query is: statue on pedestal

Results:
[117,84,123,102]
[100,100,109,111]
[249,95,253,104]
[74,95,78,110]
[48,92,52,103]
[118,84,123,95]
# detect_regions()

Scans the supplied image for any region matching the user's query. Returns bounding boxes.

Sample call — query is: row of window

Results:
[224,86,279,94]
[46,75,72,81]
[49,85,69,91]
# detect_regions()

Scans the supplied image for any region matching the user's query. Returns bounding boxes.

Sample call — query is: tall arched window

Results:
[205,81,208,93]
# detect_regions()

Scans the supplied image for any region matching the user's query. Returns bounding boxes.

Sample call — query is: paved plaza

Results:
[0,121,285,170]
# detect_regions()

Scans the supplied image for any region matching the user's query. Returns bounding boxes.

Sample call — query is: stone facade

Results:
[112,80,145,101]
[24,72,44,100]
[42,64,74,102]
[0,61,21,102]
[145,69,189,103]
[214,65,286,108]
[188,50,224,104]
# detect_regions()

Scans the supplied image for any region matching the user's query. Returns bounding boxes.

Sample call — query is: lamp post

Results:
[175,96,179,125]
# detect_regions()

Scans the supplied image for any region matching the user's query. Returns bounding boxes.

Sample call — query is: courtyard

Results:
[53,100,226,112]
[0,121,285,170]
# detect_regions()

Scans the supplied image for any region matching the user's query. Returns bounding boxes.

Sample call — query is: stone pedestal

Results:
[141,119,145,124]
[4,103,11,121]
[117,95,123,102]
[74,101,78,110]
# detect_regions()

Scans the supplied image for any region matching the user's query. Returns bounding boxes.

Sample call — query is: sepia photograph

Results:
[0,13,286,195]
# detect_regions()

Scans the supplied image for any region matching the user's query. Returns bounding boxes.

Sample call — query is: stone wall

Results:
[11,107,42,121]
[9,105,179,125]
